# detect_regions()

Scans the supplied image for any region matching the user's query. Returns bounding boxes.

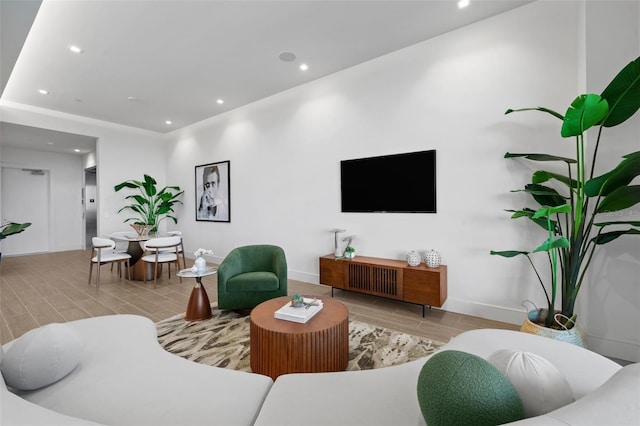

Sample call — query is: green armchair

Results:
[217,245,288,310]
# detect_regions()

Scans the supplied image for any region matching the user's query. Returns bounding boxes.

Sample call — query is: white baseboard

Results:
[288,269,319,284]
[442,298,526,326]
[585,334,640,363]
[444,298,640,363]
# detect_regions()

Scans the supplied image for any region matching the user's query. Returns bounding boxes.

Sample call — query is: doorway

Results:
[1,166,50,255]
[84,167,97,249]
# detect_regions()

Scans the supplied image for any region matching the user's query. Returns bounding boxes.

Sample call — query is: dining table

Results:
[108,232,158,281]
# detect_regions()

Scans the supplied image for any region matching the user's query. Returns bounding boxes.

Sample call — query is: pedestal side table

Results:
[177,267,217,321]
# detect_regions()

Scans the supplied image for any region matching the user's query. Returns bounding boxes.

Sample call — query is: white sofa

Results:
[1,314,638,426]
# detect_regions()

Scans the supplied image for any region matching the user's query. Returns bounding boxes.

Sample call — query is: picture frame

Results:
[195,161,230,222]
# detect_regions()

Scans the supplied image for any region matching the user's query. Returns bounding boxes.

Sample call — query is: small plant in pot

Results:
[491,56,640,344]
[114,174,184,235]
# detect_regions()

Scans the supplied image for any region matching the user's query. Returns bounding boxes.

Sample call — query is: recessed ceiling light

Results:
[165,120,172,125]
[458,0,470,9]
[74,149,81,152]
[38,89,49,95]
[299,63,309,71]
[127,96,137,101]
[279,51,297,62]
[68,45,83,54]
[216,99,224,105]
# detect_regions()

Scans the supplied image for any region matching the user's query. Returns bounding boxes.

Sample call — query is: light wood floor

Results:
[0,250,518,345]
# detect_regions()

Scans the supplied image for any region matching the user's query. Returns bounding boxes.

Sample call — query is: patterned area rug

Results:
[156,304,442,372]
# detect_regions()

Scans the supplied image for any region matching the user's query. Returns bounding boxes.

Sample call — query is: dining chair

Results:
[89,237,131,287]
[167,230,187,269]
[141,236,183,288]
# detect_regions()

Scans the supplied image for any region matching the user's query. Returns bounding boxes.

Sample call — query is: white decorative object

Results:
[424,249,441,268]
[407,251,421,266]
[330,228,346,256]
[193,248,213,273]
[274,297,324,323]
[1,323,83,390]
[194,256,206,272]
[488,349,575,417]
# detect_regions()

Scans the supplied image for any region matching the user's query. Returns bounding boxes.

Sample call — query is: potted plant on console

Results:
[114,174,184,236]
[491,56,640,346]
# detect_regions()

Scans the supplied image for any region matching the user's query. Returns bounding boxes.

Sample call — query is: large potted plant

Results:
[0,220,32,263]
[114,174,184,235]
[491,56,640,345]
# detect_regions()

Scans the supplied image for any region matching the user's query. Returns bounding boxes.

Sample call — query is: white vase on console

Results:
[424,249,441,268]
[407,251,421,266]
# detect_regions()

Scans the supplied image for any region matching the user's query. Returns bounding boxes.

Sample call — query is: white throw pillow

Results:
[488,349,575,418]
[0,323,83,391]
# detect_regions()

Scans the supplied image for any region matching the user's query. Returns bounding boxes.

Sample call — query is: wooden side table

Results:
[177,267,217,321]
[250,296,349,380]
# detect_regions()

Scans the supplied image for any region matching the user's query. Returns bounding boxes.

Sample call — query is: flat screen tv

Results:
[341,150,436,213]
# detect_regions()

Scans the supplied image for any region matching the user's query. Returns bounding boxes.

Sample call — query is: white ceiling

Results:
[1,0,532,153]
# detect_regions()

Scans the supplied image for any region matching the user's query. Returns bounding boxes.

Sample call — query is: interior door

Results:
[1,167,50,255]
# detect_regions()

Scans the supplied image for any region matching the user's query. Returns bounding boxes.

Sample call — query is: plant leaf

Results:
[596,185,640,213]
[490,250,530,257]
[592,228,640,245]
[505,107,564,120]
[142,175,157,197]
[585,151,640,197]
[532,204,571,219]
[594,221,640,227]
[521,183,567,206]
[532,170,577,189]
[600,56,640,127]
[126,195,150,206]
[0,222,31,240]
[114,180,142,192]
[561,94,609,137]
[533,237,570,253]
[504,153,575,163]
[506,208,557,231]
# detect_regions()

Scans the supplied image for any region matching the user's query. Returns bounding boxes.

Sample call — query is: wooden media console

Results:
[319,254,447,316]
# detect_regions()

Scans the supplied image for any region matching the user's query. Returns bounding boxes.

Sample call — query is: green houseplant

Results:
[0,221,31,241]
[0,221,32,263]
[491,56,640,332]
[114,174,184,234]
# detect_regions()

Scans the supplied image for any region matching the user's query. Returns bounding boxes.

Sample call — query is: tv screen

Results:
[341,150,436,213]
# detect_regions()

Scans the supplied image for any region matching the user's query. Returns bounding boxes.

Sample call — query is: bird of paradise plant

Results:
[114,174,184,232]
[491,56,640,329]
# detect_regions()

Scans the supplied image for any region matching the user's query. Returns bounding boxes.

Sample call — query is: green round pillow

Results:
[417,350,524,426]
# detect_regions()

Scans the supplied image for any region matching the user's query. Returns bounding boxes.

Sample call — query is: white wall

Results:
[580,0,640,362]
[2,146,83,251]
[0,102,166,240]
[165,1,639,361]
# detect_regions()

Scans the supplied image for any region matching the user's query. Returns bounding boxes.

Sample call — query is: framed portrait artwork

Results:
[195,161,230,222]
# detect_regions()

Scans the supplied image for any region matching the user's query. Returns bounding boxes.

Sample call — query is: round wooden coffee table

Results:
[250,296,349,379]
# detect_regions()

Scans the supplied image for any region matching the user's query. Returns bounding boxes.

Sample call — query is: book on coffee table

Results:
[274,298,323,323]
